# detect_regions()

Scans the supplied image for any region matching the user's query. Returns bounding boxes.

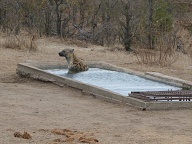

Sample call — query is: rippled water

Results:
[45,68,181,96]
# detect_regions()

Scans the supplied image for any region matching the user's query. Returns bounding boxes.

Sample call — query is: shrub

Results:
[1,35,37,51]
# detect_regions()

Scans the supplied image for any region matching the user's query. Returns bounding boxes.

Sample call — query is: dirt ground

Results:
[0,37,192,144]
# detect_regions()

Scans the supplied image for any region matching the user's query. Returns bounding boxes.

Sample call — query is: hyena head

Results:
[58,48,74,64]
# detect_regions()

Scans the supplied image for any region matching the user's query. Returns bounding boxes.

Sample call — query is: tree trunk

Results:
[120,1,132,51]
[148,0,154,49]
[55,3,61,36]
[45,8,51,36]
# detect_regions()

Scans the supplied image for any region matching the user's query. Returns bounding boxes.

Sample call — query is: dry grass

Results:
[135,47,178,67]
[135,48,158,65]
[0,34,37,51]
[135,30,185,67]
[177,28,192,57]
[61,37,89,48]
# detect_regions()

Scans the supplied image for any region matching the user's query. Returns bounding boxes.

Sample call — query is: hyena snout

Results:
[58,52,64,56]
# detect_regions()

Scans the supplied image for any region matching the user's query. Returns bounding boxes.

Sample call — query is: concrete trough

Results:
[16,62,192,110]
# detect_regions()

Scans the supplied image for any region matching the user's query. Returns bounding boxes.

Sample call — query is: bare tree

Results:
[148,0,154,49]
[119,0,132,51]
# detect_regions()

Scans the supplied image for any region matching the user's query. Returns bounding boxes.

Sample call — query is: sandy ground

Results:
[0,37,192,144]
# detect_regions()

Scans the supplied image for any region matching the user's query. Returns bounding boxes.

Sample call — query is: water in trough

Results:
[45,68,181,96]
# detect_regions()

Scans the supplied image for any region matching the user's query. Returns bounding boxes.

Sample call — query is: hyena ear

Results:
[70,49,74,53]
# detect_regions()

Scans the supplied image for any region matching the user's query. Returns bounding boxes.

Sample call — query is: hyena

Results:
[59,48,88,73]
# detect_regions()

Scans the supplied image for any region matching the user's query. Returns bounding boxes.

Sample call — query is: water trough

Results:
[16,62,192,110]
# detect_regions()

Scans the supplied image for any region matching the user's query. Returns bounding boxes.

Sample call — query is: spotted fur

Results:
[59,48,88,73]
